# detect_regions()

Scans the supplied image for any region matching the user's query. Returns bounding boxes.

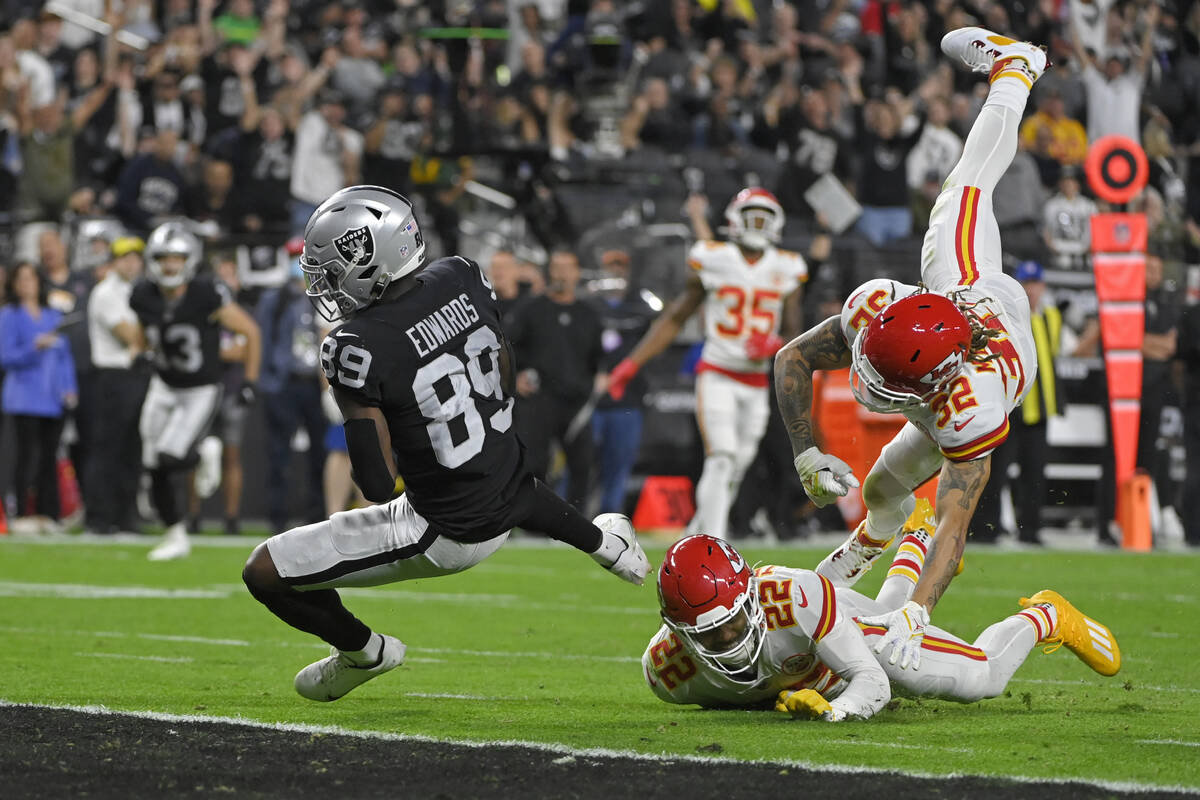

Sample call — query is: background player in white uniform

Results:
[608,188,807,539]
[774,28,1052,669]
[644,533,1120,719]
[131,222,261,561]
[242,186,650,704]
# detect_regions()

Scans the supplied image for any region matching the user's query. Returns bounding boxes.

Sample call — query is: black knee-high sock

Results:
[245,582,373,653]
[517,479,603,553]
[151,467,182,527]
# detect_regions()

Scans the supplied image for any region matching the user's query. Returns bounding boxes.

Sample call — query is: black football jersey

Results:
[321,256,531,541]
[131,276,229,388]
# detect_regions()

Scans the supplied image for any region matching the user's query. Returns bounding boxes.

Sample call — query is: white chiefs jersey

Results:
[839,274,1037,461]
[644,567,871,710]
[688,241,808,376]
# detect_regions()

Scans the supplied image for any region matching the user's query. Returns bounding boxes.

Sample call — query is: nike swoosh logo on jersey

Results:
[336,331,360,339]
[953,416,976,432]
[795,586,808,608]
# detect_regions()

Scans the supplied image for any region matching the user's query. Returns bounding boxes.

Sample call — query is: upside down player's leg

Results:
[817,423,941,587]
[242,495,509,701]
[922,29,1047,293]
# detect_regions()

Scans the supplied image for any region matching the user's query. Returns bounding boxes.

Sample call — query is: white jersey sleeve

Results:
[813,617,892,720]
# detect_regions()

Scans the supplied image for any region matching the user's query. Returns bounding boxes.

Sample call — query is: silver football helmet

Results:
[145,221,202,289]
[301,185,426,321]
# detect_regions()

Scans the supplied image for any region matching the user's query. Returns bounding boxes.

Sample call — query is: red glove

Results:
[607,358,640,401]
[745,331,785,361]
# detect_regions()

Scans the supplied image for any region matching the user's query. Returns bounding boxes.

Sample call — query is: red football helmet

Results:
[657,534,765,682]
[850,292,971,412]
[724,188,784,251]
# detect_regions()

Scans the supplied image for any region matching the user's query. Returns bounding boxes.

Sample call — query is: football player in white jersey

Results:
[608,188,808,539]
[643,532,1120,718]
[774,28,1052,669]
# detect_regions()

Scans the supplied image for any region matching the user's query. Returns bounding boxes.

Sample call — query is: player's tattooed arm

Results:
[774,316,852,456]
[911,455,991,611]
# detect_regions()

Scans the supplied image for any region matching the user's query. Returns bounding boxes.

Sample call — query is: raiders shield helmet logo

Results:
[333,226,375,267]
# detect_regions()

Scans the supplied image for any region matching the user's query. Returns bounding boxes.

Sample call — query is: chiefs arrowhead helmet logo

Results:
[333,226,375,267]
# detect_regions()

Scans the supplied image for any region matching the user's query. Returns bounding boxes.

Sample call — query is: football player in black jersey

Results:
[241,185,649,702]
[131,221,261,560]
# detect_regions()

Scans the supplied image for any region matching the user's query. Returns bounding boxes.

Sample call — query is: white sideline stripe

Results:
[1,701,1196,796]
[1137,740,1200,748]
[75,652,193,664]
[404,692,507,701]
[418,646,638,664]
[0,581,650,616]
[0,625,640,663]
[0,581,227,599]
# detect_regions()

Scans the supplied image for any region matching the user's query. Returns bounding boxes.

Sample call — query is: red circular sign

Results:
[1084,135,1149,205]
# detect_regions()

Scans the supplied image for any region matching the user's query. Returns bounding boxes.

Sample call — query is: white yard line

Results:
[1,701,1196,795]
[74,652,193,664]
[1137,740,1200,748]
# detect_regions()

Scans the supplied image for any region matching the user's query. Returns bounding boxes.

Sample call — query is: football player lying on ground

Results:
[774,27,1055,670]
[242,185,650,702]
[643,524,1120,720]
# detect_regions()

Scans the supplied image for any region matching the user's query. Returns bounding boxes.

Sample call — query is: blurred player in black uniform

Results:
[241,185,650,703]
[131,222,261,561]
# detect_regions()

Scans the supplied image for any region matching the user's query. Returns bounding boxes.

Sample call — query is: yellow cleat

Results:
[901,497,936,537]
[1019,590,1121,676]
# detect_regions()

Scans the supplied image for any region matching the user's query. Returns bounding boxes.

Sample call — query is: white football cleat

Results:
[294,634,406,701]
[940,27,1047,83]
[147,522,191,561]
[816,521,893,588]
[194,436,223,499]
[591,513,651,586]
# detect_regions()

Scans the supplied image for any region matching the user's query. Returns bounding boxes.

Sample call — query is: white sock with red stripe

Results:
[1017,602,1058,642]
[875,529,932,609]
[968,614,1042,698]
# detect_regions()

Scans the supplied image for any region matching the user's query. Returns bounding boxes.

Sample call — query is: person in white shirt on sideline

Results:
[84,236,150,534]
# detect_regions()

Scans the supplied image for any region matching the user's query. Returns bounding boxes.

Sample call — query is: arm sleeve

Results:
[814,616,892,721]
[0,310,40,368]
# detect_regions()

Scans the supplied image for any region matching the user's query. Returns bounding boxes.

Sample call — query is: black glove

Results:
[236,380,258,406]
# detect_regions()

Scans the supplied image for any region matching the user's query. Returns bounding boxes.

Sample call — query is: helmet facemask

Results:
[729,205,782,251]
[665,583,766,684]
[850,329,943,413]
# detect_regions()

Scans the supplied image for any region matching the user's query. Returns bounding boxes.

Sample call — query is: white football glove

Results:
[859,600,929,670]
[590,513,650,586]
[793,446,860,508]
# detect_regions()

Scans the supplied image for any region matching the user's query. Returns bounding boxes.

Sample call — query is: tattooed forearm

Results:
[920,529,965,610]
[911,456,991,611]
[774,317,852,456]
[937,457,991,511]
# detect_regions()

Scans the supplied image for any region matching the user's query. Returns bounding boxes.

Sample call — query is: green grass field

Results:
[1,535,1197,793]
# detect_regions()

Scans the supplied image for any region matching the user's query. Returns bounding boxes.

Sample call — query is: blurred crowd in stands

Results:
[0,0,1199,546]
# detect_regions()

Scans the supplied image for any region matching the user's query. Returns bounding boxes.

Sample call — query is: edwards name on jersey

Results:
[131,275,230,388]
[320,256,529,542]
